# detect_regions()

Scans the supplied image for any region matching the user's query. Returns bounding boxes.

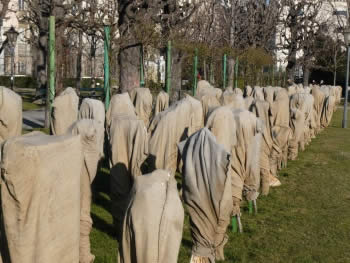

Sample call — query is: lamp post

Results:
[342,28,350,128]
[4,26,19,90]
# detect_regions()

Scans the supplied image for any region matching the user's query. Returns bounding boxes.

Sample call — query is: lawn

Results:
[91,107,350,263]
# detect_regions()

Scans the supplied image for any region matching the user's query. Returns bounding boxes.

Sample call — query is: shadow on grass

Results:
[91,212,116,239]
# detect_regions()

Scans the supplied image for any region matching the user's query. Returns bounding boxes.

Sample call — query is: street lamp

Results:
[342,28,350,128]
[4,26,19,90]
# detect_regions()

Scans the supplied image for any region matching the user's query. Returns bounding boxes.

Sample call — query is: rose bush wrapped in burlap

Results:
[148,96,203,175]
[0,87,22,143]
[51,87,79,135]
[78,98,105,157]
[119,170,184,263]
[179,128,232,263]
[67,120,104,263]
[155,91,169,116]
[0,132,82,263]
[108,115,148,240]
[129,88,153,127]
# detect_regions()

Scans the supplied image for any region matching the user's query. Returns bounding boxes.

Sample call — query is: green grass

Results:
[91,108,350,263]
[20,93,42,111]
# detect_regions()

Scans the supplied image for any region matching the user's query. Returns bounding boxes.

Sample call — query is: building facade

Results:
[0,0,32,76]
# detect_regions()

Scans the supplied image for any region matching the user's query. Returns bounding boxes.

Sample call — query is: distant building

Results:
[0,0,32,76]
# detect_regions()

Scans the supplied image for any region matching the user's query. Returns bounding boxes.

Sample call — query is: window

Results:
[18,0,25,11]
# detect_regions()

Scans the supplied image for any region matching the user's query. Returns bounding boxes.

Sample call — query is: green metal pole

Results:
[140,44,145,87]
[248,200,253,214]
[104,26,110,111]
[235,57,239,89]
[193,48,198,96]
[49,16,55,112]
[232,216,238,233]
[166,41,172,94]
[223,54,227,90]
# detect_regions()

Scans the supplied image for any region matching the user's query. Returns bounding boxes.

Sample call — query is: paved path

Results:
[23,109,45,130]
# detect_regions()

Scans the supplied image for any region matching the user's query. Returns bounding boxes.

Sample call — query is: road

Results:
[23,109,45,130]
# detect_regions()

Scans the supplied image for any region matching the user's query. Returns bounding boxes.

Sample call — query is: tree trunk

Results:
[37,20,49,128]
[76,31,83,94]
[119,44,140,93]
[303,66,310,87]
[203,59,207,80]
[170,48,184,103]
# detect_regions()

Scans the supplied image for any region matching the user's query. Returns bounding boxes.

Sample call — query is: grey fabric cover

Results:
[119,170,184,263]
[108,115,148,240]
[51,87,79,135]
[179,128,232,263]
[0,87,22,143]
[155,91,169,116]
[67,120,103,263]
[129,88,153,127]
[0,132,82,263]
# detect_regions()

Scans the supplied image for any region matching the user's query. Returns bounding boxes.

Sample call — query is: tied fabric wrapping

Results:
[155,91,169,116]
[270,89,291,174]
[106,93,137,131]
[129,88,153,128]
[67,120,103,263]
[119,170,184,263]
[148,96,203,175]
[251,100,273,195]
[0,87,22,143]
[231,109,263,201]
[288,93,307,160]
[78,98,105,158]
[205,106,241,213]
[303,94,315,147]
[311,86,326,134]
[108,115,148,240]
[0,132,82,263]
[179,128,232,263]
[51,87,79,135]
